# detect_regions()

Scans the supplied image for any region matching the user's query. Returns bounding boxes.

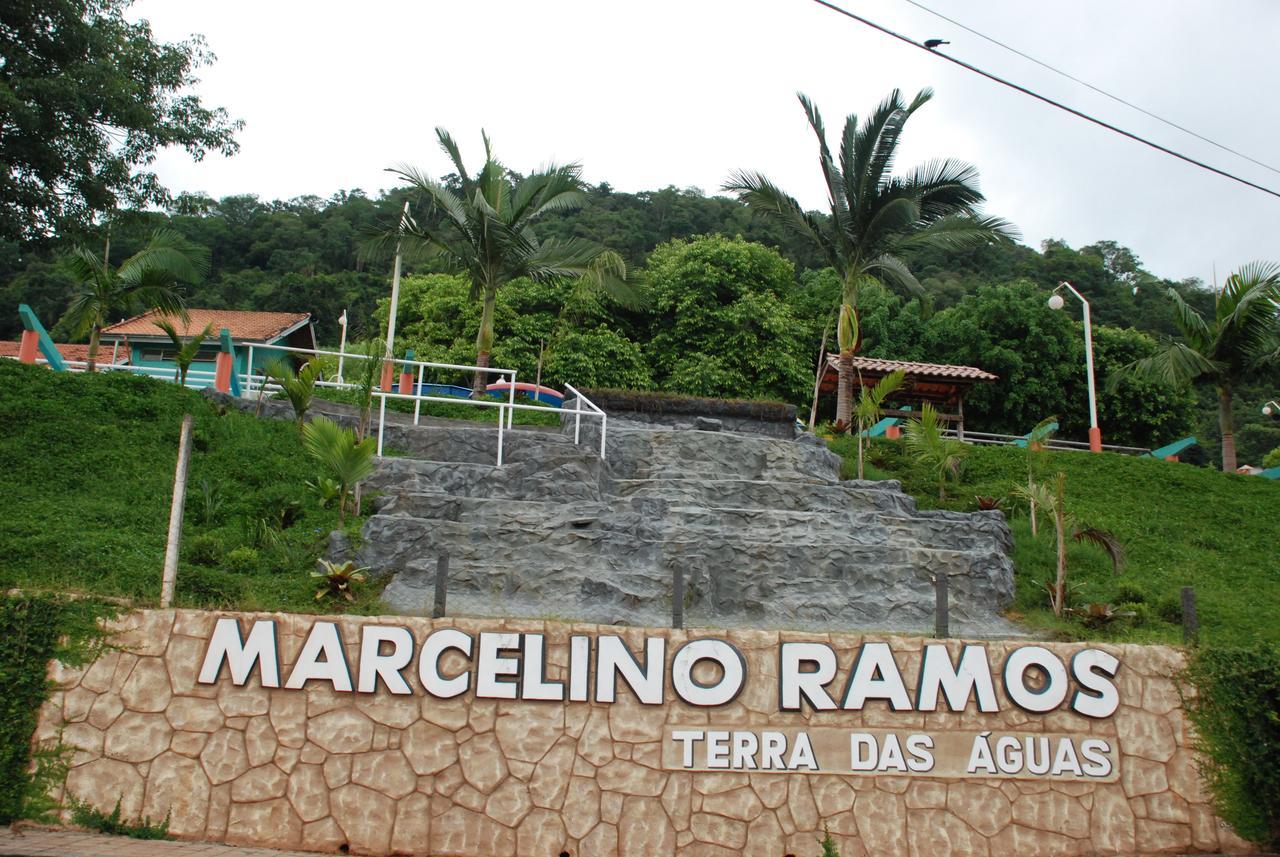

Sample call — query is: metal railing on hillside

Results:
[238,342,607,466]
[20,345,608,467]
[940,427,1151,456]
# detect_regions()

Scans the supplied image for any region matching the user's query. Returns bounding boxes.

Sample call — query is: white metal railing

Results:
[940,427,1150,456]
[236,342,607,466]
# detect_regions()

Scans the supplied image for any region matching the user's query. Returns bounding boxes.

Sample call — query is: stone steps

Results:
[350,412,1019,636]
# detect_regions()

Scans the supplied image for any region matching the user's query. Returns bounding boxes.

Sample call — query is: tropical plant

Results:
[725,89,1015,426]
[903,403,969,500]
[376,129,642,393]
[1013,472,1125,616]
[1115,262,1280,471]
[1023,416,1058,537]
[58,228,208,371]
[262,358,320,427]
[974,495,1004,511]
[153,319,215,385]
[852,368,906,479]
[312,559,369,603]
[1070,602,1136,629]
[352,338,387,442]
[301,417,376,523]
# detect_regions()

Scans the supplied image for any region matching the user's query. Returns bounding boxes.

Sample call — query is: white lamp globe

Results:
[1047,294,1065,311]
[1265,404,1274,416]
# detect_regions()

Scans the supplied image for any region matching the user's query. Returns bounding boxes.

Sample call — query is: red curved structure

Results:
[485,381,564,402]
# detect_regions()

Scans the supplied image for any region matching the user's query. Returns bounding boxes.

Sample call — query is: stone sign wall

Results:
[33,610,1252,857]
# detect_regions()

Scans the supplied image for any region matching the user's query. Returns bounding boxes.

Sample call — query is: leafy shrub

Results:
[185,533,223,566]
[177,566,246,607]
[224,546,261,574]
[1155,593,1184,625]
[0,595,110,824]
[69,797,170,839]
[1184,645,1280,849]
[1114,582,1148,605]
[1264,446,1280,469]
[583,387,795,422]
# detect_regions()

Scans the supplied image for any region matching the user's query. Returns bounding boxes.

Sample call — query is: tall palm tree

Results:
[154,320,215,386]
[379,129,642,393]
[725,89,1015,427]
[1116,262,1280,472]
[59,229,208,372]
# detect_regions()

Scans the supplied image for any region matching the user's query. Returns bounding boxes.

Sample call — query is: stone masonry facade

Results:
[33,609,1253,857]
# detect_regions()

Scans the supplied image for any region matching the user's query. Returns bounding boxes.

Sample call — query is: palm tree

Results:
[1023,416,1058,537]
[903,403,969,500]
[852,368,906,479]
[262,358,321,428]
[1116,262,1280,471]
[302,418,377,523]
[379,129,642,394]
[725,89,1015,427]
[59,229,208,372]
[153,320,215,385]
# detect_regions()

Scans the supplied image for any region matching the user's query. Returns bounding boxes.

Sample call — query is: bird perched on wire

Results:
[924,38,950,49]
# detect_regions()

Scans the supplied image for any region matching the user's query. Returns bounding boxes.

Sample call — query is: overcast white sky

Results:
[132,0,1280,284]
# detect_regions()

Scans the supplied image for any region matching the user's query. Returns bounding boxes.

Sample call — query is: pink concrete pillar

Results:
[1088,426,1102,453]
[886,425,902,440]
[214,351,233,393]
[380,360,395,392]
[399,368,414,395]
[18,330,39,364]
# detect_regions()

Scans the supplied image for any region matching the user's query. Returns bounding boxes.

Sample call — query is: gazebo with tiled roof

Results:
[819,355,997,438]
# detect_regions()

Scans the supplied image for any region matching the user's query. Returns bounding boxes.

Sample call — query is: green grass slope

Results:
[0,361,374,612]
[828,435,1280,646]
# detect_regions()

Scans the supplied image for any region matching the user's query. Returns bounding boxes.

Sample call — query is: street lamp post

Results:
[382,200,412,391]
[1263,400,1280,417]
[1048,281,1102,452]
[336,309,348,384]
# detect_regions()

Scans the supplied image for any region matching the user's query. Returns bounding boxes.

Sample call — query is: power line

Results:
[900,0,1280,177]
[806,0,1280,201]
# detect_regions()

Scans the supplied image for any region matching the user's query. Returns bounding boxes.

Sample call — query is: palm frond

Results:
[1073,525,1126,574]
[1116,341,1222,389]
[723,170,838,269]
[865,254,925,299]
[435,128,471,189]
[892,213,1018,252]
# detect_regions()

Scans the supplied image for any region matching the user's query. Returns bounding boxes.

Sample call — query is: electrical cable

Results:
[900,0,1280,177]
[806,0,1280,201]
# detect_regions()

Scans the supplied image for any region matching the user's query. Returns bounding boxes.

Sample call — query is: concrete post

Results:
[160,414,194,608]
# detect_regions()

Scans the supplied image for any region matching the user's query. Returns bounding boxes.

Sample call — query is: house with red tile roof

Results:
[0,340,128,365]
[100,308,316,387]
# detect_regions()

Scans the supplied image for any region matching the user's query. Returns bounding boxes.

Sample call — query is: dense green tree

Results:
[725,89,1014,426]
[642,236,811,402]
[1,0,242,242]
[1117,263,1280,471]
[377,129,639,392]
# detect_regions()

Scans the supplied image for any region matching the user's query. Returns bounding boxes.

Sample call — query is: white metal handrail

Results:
[232,345,605,466]
[940,428,1150,456]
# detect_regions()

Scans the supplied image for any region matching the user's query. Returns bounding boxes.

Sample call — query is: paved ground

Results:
[0,830,319,857]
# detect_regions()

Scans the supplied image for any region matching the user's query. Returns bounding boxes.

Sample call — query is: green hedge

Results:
[0,595,109,824]
[1184,645,1280,849]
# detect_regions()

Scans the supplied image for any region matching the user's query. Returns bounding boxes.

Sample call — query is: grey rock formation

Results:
[358,419,1020,637]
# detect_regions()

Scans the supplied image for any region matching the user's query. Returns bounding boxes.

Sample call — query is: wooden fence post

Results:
[432,555,448,619]
[1181,586,1199,646]
[160,414,194,608]
[672,565,685,630]
[935,573,950,639]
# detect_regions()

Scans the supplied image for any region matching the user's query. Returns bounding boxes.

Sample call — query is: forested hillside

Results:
[3,182,1277,463]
